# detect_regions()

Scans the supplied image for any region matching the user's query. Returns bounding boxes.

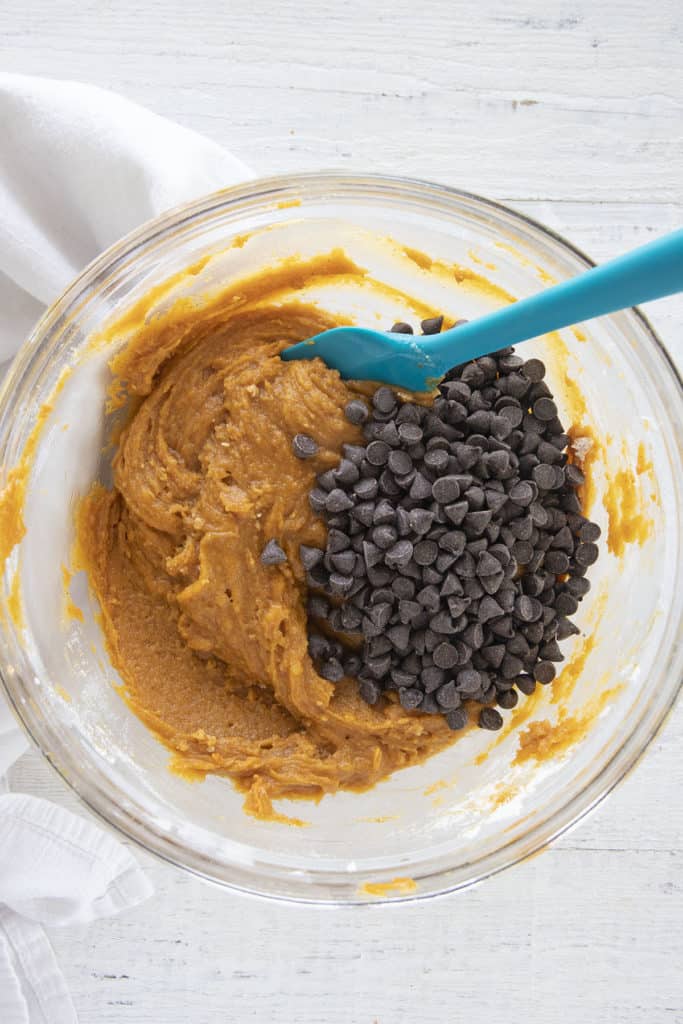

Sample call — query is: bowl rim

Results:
[1,170,681,904]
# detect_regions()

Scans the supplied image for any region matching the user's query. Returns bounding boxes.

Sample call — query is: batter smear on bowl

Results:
[77,259,599,821]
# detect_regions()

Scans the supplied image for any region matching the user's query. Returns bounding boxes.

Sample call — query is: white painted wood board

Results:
[2,1,682,1020]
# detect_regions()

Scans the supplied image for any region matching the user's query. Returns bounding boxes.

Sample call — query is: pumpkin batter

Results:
[78,260,458,821]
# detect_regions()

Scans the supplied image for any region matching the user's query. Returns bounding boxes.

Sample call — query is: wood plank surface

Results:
[2,1,682,1020]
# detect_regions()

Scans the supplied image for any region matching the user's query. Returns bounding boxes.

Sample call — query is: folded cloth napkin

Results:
[0,795,154,1024]
[0,72,252,1023]
[0,71,251,366]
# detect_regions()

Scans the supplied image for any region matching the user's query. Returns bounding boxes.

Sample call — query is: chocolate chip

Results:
[327,529,350,553]
[537,440,563,465]
[432,642,458,669]
[421,315,444,335]
[554,591,578,617]
[436,681,461,710]
[551,525,575,552]
[340,605,363,632]
[499,404,524,428]
[453,551,476,578]
[393,576,416,599]
[385,540,414,568]
[341,444,364,466]
[300,545,324,570]
[340,651,360,675]
[515,674,535,695]
[456,669,481,695]
[501,653,524,679]
[345,399,369,425]
[365,440,390,467]
[398,600,422,624]
[473,552,498,580]
[292,432,320,460]
[463,621,484,650]
[477,707,502,730]
[523,358,545,382]
[334,459,360,486]
[566,576,591,598]
[446,708,469,730]
[543,550,569,575]
[390,321,413,334]
[367,636,392,658]
[423,448,448,475]
[483,450,510,479]
[373,387,398,414]
[503,373,530,399]
[408,508,434,535]
[508,481,535,507]
[432,475,461,504]
[575,542,599,567]
[397,687,422,711]
[414,693,436,714]
[309,488,328,513]
[326,488,354,513]
[387,624,411,651]
[354,477,379,501]
[466,486,486,512]
[372,525,398,550]
[410,473,434,500]
[455,445,481,471]
[366,654,392,679]
[540,639,564,662]
[388,449,412,476]
[556,616,580,640]
[578,522,601,543]
[439,531,467,557]
[533,397,558,421]
[261,539,287,565]
[482,644,506,669]
[414,540,439,566]
[430,611,457,635]
[330,549,356,574]
[565,463,585,487]
[512,540,533,564]
[490,615,514,638]
[446,596,469,619]
[443,500,468,526]
[377,420,400,446]
[308,594,329,619]
[328,573,354,595]
[320,658,344,682]
[532,463,557,490]
[497,688,518,709]
[510,517,534,541]
[534,661,556,684]
[359,679,381,704]
[308,633,330,661]
[418,666,443,692]
[398,422,424,445]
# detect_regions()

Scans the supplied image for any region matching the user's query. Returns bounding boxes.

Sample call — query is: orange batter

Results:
[77,262,458,821]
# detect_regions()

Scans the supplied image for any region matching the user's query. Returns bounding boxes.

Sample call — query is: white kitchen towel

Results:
[0,796,154,1024]
[0,72,252,1023]
[0,71,251,364]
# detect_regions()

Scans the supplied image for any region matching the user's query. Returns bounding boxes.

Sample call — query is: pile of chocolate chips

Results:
[271,318,601,731]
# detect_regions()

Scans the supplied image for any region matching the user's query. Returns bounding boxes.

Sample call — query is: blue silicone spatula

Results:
[281,228,683,390]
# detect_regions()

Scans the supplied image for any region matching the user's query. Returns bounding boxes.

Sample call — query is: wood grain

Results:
[2,0,682,1020]
[1,0,682,201]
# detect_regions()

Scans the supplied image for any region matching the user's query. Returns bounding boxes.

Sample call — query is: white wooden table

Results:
[2,1,682,1021]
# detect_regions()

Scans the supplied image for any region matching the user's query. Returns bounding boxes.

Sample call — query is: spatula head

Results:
[280,327,441,391]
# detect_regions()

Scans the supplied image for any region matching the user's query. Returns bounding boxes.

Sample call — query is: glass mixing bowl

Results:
[0,173,681,903]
